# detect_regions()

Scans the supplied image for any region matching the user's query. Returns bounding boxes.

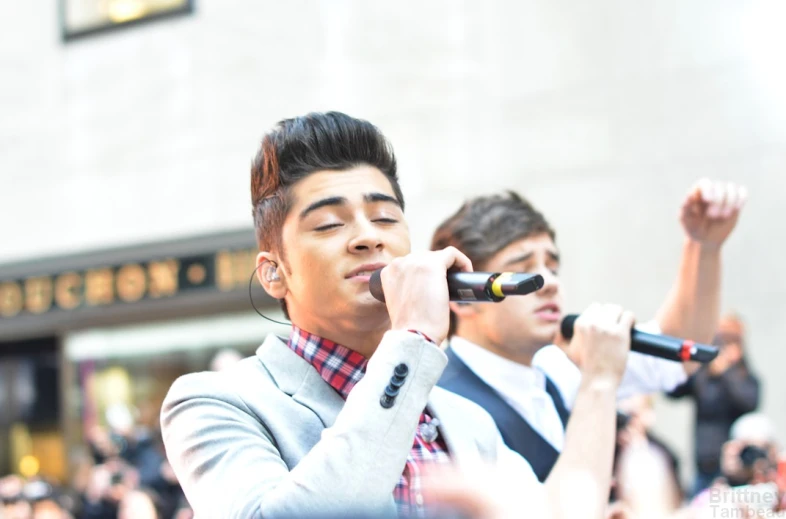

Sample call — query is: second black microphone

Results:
[560,314,718,363]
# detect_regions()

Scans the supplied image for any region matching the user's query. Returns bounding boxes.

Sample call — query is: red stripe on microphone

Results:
[680,340,694,362]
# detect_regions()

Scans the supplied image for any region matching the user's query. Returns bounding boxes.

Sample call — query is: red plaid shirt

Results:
[288,326,451,517]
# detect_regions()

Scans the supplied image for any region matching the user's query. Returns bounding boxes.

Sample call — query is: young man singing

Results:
[433,182,746,482]
[161,111,638,519]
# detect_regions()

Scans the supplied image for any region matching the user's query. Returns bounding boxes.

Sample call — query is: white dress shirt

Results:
[450,320,689,453]
[450,336,568,451]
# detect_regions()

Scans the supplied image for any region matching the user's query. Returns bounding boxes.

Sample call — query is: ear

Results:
[256,251,288,299]
[449,301,478,318]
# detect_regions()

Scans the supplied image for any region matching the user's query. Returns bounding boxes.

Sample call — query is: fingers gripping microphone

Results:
[368,269,544,303]
[560,314,719,363]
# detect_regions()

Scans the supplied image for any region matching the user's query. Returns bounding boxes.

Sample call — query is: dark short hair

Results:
[431,191,556,335]
[250,111,404,316]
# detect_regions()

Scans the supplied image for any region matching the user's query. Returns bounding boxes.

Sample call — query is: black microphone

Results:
[368,269,544,303]
[560,314,719,363]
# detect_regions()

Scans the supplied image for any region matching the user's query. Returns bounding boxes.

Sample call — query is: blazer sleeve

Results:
[160,330,448,519]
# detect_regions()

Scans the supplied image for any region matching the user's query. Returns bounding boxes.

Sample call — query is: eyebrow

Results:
[502,250,561,267]
[298,192,401,220]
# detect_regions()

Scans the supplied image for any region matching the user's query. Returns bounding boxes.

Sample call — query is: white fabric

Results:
[532,320,689,410]
[450,336,567,451]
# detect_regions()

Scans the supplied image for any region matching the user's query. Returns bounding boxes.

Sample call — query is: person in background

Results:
[718,413,781,502]
[668,313,761,496]
[433,179,746,482]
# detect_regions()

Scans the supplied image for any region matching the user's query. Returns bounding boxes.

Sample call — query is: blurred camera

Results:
[110,471,124,486]
[740,445,769,469]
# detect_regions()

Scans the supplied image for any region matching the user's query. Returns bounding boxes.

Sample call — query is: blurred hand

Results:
[383,246,473,345]
[708,343,742,376]
[421,462,522,519]
[567,303,635,385]
[86,424,117,458]
[613,443,687,519]
[680,179,747,248]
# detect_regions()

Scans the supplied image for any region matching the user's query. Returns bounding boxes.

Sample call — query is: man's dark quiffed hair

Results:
[250,111,405,316]
[431,191,556,336]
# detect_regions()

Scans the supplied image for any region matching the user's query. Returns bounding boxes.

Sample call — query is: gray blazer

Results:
[161,330,541,518]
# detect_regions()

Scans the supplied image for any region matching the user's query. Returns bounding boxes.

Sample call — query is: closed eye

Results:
[373,218,398,224]
[314,223,343,231]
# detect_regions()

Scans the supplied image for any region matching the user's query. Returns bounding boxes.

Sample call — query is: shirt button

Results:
[415,494,424,506]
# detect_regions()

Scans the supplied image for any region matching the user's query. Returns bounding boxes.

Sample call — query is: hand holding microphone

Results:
[566,304,636,385]
[561,312,719,363]
[371,248,545,345]
[378,247,474,345]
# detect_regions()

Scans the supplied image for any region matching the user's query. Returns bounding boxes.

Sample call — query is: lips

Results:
[346,263,387,279]
[534,302,562,321]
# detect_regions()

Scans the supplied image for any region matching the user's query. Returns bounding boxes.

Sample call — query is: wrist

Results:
[580,372,621,394]
[407,329,438,345]
[684,236,723,254]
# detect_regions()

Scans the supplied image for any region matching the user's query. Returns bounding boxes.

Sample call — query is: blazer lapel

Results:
[255,334,345,428]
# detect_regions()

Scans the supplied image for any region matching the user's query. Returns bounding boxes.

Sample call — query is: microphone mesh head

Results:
[368,269,386,302]
[561,314,578,340]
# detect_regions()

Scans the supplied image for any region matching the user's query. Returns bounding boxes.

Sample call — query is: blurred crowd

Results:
[0,417,190,519]
[0,349,245,519]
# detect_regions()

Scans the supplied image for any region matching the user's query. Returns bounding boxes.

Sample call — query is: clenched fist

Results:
[382,246,473,345]
[681,179,747,248]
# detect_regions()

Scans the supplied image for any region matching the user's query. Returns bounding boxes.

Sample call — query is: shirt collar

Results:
[449,335,547,392]
[286,325,368,399]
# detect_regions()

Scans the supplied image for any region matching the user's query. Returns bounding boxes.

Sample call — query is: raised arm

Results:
[656,179,747,374]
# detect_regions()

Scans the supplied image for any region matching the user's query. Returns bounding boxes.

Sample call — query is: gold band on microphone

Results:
[491,272,514,298]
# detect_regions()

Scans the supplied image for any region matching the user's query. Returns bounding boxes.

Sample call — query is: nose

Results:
[348,217,384,254]
[536,267,560,296]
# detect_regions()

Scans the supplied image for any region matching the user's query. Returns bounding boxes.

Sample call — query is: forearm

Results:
[545,376,618,519]
[656,238,722,343]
